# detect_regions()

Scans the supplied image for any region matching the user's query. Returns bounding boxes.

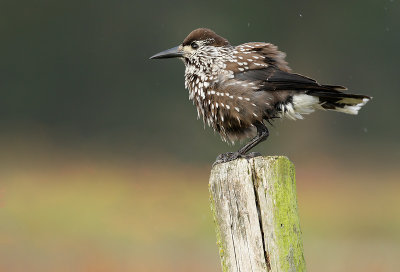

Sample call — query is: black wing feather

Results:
[235,66,347,92]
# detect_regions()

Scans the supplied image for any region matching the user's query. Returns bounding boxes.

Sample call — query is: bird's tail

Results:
[307,86,372,115]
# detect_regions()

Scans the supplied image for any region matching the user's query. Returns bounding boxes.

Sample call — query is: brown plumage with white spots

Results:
[150,28,371,164]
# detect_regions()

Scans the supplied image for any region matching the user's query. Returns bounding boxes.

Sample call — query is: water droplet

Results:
[247,22,250,27]
[363,128,368,133]
[299,13,303,18]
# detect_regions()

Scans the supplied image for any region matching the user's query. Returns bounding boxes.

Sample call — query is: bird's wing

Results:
[234,66,347,92]
[232,42,291,72]
[229,42,346,92]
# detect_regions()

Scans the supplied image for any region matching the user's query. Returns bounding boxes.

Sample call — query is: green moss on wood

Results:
[271,156,306,272]
[209,183,229,272]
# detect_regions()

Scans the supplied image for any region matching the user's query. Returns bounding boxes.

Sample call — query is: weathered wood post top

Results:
[209,156,306,272]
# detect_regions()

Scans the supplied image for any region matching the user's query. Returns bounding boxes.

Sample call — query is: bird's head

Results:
[150,28,230,64]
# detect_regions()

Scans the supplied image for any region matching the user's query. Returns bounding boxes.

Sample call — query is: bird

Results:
[150,28,371,164]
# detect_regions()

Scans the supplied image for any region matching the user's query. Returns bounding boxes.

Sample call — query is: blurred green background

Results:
[1,0,399,271]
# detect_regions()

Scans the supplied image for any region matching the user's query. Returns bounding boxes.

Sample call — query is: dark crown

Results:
[182,28,230,47]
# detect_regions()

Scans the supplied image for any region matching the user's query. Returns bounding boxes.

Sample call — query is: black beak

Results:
[149,46,183,60]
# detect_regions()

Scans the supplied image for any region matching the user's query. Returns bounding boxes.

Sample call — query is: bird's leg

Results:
[237,122,269,155]
[214,122,269,165]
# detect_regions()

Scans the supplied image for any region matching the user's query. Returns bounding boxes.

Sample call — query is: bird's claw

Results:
[214,152,241,166]
[213,151,263,166]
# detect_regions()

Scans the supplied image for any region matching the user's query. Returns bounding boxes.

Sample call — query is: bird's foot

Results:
[214,152,241,166]
[213,151,263,166]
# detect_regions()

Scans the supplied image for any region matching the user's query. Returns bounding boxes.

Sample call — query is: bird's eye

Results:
[191,42,199,49]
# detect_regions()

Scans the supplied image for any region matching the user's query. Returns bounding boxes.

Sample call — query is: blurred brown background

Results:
[0,0,399,271]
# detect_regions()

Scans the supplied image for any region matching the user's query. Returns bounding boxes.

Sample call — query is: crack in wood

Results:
[250,160,272,271]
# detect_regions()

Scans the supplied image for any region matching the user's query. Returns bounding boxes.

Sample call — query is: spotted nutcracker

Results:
[150,28,371,164]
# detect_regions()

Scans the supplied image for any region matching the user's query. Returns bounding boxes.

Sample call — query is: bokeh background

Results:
[1,0,399,271]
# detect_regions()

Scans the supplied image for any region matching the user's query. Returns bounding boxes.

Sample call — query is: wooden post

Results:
[209,156,306,272]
